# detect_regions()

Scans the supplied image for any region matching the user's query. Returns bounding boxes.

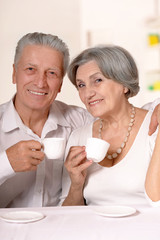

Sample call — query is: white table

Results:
[0,205,160,240]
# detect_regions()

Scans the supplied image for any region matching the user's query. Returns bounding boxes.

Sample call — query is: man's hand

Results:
[149,104,160,135]
[6,140,45,172]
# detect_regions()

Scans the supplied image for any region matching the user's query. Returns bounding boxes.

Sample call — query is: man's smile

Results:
[28,90,47,96]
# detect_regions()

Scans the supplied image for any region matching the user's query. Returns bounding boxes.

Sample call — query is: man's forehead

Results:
[17,45,64,75]
[22,44,60,55]
[19,45,63,64]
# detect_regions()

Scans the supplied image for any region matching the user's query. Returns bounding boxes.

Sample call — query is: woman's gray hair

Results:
[14,32,70,76]
[68,45,139,98]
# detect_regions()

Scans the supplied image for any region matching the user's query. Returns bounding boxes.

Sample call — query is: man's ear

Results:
[58,82,63,93]
[12,64,17,84]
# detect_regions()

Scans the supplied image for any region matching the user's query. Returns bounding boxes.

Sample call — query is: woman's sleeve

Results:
[142,98,160,110]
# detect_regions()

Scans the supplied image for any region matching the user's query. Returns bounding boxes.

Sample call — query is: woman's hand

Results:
[157,104,160,124]
[62,146,93,206]
[149,104,160,135]
[65,146,93,190]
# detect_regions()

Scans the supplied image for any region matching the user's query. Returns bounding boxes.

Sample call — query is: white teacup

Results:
[86,137,110,162]
[42,138,65,159]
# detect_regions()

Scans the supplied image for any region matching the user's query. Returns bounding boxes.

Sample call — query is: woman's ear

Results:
[124,87,128,94]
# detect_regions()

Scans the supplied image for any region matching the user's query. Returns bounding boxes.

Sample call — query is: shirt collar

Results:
[2,99,71,133]
[2,98,20,132]
[46,101,71,128]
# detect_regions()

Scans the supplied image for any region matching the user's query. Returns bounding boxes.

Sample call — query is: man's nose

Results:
[35,72,47,88]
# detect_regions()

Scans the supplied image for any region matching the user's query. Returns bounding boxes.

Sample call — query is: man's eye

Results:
[47,71,57,78]
[49,71,55,75]
[25,67,35,74]
[26,67,34,71]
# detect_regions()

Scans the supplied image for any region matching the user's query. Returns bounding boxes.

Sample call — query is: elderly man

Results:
[0,32,159,208]
[0,32,93,208]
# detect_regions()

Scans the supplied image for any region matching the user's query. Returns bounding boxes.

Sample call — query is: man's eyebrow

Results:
[48,67,59,71]
[23,64,60,72]
[23,63,37,67]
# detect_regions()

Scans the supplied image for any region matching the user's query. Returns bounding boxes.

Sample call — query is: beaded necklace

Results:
[98,105,136,160]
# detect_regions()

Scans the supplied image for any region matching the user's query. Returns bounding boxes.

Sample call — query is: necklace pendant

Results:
[112,153,118,158]
[121,142,125,148]
[117,148,122,154]
[107,155,112,159]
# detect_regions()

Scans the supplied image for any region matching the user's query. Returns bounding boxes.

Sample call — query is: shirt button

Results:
[38,189,42,194]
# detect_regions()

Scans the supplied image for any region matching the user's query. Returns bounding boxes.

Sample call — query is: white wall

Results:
[0,0,83,106]
[81,0,160,107]
[0,0,160,107]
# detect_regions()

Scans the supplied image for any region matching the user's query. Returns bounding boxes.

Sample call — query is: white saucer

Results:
[0,211,45,223]
[92,205,136,218]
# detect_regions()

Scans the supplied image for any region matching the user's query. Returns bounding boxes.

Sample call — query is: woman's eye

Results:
[95,78,102,83]
[77,83,85,88]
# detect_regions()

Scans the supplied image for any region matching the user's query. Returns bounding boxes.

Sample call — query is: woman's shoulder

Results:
[135,107,151,126]
[135,107,157,144]
[135,107,148,117]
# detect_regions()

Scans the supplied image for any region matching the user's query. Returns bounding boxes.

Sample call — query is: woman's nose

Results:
[85,86,96,99]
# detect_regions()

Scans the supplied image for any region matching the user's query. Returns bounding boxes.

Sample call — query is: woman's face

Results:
[76,60,127,118]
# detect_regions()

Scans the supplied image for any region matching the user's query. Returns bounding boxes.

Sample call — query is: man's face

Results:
[13,44,64,113]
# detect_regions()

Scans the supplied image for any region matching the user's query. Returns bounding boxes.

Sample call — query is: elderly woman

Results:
[60,45,160,206]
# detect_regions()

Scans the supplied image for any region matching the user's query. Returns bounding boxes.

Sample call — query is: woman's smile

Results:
[88,99,103,106]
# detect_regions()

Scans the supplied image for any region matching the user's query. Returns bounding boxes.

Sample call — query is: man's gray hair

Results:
[14,32,70,76]
[68,45,140,98]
